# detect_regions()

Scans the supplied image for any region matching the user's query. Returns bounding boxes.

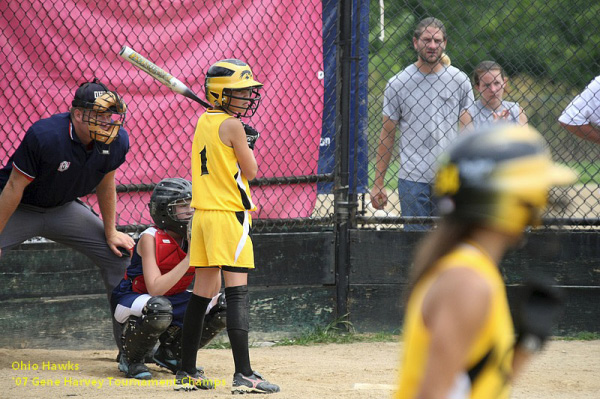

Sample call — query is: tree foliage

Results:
[369,0,600,89]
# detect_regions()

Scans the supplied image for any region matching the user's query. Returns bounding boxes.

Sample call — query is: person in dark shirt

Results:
[0,78,135,351]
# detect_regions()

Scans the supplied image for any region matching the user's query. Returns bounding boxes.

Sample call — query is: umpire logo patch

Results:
[57,161,71,172]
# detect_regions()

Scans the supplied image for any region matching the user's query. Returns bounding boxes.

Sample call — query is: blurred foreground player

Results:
[395,123,577,399]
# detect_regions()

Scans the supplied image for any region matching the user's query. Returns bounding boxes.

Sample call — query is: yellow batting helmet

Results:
[205,59,263,117]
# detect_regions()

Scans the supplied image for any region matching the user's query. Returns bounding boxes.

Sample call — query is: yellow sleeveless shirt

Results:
[190,110,256,212]
[396,242,514,399]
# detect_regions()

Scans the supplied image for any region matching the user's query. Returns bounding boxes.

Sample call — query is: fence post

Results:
[334,0,358,329]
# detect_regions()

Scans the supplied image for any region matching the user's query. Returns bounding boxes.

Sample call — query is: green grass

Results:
[204,326,600,349]
[204,341,232,349]
[202,317,400,349]
[569,161,600,185]
[368,160,400,190]
[557,331,600,341]
[274,317,399,346]
[204,317,400,348]
[274,329,400,346]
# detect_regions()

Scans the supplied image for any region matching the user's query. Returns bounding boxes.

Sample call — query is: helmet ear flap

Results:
[210,90,221,106]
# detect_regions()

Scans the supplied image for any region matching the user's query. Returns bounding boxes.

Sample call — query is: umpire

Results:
[0,78,135,350]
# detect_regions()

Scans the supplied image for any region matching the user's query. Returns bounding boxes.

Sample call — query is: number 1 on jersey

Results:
[200,146,209,175]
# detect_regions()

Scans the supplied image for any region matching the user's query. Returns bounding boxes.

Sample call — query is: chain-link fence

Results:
[2,1,599,234]
[1,0,334,235]
[363,0,600,230]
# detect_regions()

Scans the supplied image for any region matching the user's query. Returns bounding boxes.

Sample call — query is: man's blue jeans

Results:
[398,178,436,231]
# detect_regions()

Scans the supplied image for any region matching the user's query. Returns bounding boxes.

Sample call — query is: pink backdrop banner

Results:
[0,0,324,225]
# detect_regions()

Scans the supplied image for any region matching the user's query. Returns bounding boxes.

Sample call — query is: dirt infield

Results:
[1,340,598,398]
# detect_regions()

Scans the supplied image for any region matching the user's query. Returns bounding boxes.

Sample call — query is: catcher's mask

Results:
[433,123,577,235]
[205,59,263,117]
[71,79,127,147]
[149,178,193,237]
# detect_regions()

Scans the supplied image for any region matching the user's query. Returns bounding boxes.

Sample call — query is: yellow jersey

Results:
[396,242,514,399]
[190,110,256,212]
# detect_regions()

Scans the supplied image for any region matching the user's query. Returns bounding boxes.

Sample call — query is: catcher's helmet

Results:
[433,123,577,235]
[205,59,263,117]
[71,78,127,145]
[149,178,193,237]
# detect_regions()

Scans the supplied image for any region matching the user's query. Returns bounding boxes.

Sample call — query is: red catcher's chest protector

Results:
[132,229,194,296]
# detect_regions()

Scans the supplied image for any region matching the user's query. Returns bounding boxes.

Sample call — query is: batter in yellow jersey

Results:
[177,59,280,394]
[189,109,256,268]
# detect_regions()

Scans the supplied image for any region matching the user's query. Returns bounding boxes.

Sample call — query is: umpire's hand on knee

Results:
[106,230,135,257]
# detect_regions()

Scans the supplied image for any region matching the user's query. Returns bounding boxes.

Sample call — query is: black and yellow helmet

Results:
[434,124,577,235]
[204,59,263,117]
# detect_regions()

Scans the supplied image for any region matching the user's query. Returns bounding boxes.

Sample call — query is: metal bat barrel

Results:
[119,46,187,94]
[118,45,209,108]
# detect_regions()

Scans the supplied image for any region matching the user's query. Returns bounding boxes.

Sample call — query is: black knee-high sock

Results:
[180,294,212,373]
[225,285,252,376]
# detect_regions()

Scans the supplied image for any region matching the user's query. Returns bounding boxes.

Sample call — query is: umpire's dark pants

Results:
[0,200,129,351]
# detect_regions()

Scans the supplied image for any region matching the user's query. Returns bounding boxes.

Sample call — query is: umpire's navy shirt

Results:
[0,113,129,207]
